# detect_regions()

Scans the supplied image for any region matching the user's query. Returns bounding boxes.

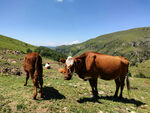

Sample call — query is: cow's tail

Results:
[35,55,39,75]
[126,72,130,97]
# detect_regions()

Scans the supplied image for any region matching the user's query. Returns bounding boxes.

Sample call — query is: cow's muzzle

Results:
[64,74,72,80]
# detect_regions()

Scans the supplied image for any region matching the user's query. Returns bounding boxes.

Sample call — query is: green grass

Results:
[0,35,36,53]
[0,30,150,112]
[0,49,149,112]
[0,67,150,112]
[130,60,150,78]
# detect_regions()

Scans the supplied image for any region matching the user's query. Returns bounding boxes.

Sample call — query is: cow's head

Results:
[63,56,75,80]
[60,56,84,80]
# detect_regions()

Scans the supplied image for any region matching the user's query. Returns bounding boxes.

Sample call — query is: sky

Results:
[0,0,150,46]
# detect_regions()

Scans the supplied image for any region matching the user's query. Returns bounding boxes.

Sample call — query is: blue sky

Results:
[0,0,150,46]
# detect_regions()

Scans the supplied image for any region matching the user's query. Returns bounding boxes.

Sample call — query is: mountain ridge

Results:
[55,27,150,65]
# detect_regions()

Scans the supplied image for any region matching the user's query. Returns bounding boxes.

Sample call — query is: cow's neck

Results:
[74,63,86,79]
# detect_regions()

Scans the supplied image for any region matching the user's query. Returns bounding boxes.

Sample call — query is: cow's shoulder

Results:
[115,56,129,65]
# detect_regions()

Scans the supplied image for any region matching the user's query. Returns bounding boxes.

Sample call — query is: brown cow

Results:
[61,52,130,98]
[23,52,43,99]
[58,68,66,74]
[59,58,66,63]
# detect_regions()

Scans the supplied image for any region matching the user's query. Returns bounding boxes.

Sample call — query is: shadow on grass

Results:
[77,96,102,104]
[42,86,66,100]
[100,96,145,107]
[77,96,145,107]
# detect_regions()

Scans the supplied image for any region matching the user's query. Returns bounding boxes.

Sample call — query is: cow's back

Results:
[85,52,127,80]
[23,53,42,74]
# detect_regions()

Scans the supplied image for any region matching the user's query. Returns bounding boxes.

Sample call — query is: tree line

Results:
[27,46,67,61]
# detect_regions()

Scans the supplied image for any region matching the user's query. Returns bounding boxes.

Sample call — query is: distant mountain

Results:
[56,27,150,65]
[0,35,36,53]
[46,46,56,49]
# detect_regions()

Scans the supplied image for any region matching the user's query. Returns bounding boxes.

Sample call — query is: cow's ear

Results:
[59,58,66,63]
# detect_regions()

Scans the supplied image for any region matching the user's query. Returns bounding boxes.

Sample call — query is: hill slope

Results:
[130,59,150,78]
[0,35,36,53]
[56,27,150,65]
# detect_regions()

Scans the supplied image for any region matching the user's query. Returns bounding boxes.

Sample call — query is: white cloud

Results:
[69,40,80,45]
[56,0,64,2]
[56,0,74,3]
[28,40,80,47]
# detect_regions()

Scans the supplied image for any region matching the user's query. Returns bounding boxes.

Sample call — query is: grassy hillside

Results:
[0,30,150,112]
[130,59,150,78]
[56,27,150,65]
[0,60,150,112]
[0,35,36,53]
[0,35,67,76]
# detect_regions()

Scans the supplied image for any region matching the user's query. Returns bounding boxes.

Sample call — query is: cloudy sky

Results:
[0,0,150,46]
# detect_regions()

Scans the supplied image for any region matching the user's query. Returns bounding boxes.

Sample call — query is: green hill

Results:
[0,35,36,53]
[130,59,150,78]
[0,35,66,60]
[56,27,150,65]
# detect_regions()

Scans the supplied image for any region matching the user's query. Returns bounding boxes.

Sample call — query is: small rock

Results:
[99,91,105,95]
[131,111,137,113]
[141,105,148,109]
[109,90,113,93]
[74,85,77,88]
[97,110,103,113]
[141,96,144,100]
[130,106,136,110]
[12,61,17,64]
[47,83,51,86]
[62,107,67,112]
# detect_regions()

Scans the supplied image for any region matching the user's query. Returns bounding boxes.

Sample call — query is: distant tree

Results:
[26,48,32,53]
[34,46,67,61]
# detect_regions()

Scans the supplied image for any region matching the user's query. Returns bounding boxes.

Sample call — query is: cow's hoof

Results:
[40,95,44,98]
[94,95,99,99]
[33,96,37,100]
[36,85,39,88]
[33,97,37,100]
[118,96,123,99]
[113,95,118,98]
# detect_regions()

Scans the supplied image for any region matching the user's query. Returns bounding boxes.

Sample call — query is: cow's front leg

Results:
[89,78,98,97]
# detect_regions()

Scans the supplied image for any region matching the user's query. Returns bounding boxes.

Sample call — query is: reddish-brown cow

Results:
[59,58,66,63]
[58,68,66,74]
[23,52,43,99]
[61,52,130,98]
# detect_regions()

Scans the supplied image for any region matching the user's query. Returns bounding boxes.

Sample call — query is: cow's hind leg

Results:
[24,71,29,86]
[114,78,121,98]
[31,75,38,100]
[119,76,125,99]
[89,78,98,97]
[39,76,44,98]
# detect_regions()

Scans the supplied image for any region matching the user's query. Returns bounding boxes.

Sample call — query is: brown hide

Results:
[74,52,129,80]
[58,68,66,74]
[65,52,130,98]
[59,58,66,63]
[23,52,43,99]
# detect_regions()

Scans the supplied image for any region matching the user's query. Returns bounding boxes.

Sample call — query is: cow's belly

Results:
[97,68,121,80]
[99,73,119,80]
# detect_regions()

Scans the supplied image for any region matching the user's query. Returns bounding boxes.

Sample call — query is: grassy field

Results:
[0,61,150,113]
[0,33,150,112]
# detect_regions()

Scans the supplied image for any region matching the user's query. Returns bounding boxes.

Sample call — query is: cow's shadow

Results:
[77,96,145,107]
[42,86,66,100]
